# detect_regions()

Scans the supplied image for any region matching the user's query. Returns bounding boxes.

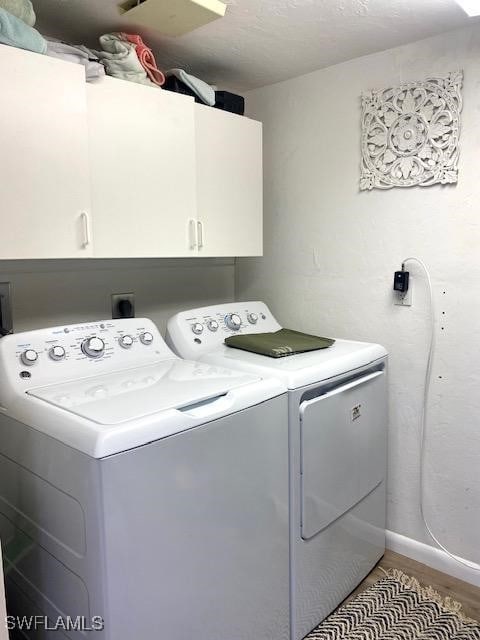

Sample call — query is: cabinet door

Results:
[195,105,263,257]
[0,46,92,258]
[87,78,197,258]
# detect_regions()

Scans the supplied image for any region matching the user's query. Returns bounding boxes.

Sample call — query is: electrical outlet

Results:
[394,282,413,306]
[112,293,135,319]
[0,282,13,335]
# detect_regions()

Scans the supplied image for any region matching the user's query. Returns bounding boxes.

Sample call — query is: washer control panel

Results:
[0,318,175,391]
[166,301,282,360]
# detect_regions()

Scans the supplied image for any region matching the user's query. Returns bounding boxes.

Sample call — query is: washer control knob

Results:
[21,349,38,366]
[191,323,204,335]
[225,313,242,331]
[140,332,154,345]
[49,345,66,361]
[247,313,258,324]
[207,319,219,332]
[119,334,134,349]
[82,337,105,359]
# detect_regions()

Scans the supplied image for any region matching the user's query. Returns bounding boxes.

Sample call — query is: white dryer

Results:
[166,302,388,640]
[0,318,290,640]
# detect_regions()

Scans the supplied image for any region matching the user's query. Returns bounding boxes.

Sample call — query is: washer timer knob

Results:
[21,349,38,366]
[247,313,258,324]
[82,337,105,359]
[191,323,204,335]
[49,345,66,361]
[140,332,154,345]
[119,335,134,349]
[225,313,242,331]
[207,319,219,332]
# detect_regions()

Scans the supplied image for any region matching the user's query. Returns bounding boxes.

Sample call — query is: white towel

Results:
[96,33,157,87]
[46,40,105,82]
[166,68,215,106]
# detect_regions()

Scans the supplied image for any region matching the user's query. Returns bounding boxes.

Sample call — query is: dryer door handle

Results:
[316,370,384,401]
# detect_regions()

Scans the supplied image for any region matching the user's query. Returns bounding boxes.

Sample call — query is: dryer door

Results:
[300,369,387,540]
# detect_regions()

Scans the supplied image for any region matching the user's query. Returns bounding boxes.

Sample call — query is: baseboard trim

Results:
[386,530,480,588]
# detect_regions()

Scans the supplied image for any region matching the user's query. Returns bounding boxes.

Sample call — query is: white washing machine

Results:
[0,318,290,640]
[166,302,389,640]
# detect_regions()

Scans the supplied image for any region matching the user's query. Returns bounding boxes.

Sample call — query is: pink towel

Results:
[120,33,165,86]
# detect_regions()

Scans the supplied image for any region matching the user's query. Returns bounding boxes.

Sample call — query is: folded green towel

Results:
[225,329,335,358]
[0,0,35,27]
[0,7,46,54]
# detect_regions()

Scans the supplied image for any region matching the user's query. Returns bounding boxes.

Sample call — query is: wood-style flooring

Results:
[343,550,480,621]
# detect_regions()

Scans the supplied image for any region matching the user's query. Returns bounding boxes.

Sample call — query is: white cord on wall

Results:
[402,257,480,572]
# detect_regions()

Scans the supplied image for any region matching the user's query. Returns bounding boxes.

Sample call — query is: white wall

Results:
[237,25,480,565]
[0,259,235,335]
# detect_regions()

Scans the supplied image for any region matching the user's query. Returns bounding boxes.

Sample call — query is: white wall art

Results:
[360,71,463,190]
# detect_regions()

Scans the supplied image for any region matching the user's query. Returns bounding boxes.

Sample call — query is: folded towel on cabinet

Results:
[0,0,35,26]
[0,7,46,53]
[96,33,157,87]
[120,33,165,86]
[166,68,215,106]
[46,39,105,81]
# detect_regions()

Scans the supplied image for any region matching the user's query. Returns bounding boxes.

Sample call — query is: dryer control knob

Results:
[191,323,204,335]
[119,335,134,349]
[207,319,219,332]
[225,313,242,331]
[21,349,38,366]
[49,345,66,361]
[82,337,105,359]
[140,332,154,345]
[247,313,258,324]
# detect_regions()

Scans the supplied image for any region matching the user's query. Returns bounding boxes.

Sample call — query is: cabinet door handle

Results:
[188,219,197,250]
[80,212,91,248]
[197,221,204,249]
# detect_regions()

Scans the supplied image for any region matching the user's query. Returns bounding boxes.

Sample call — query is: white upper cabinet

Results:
[0,45,92,259]
[87,78,197,258]
[0,45,263,260]
[195,104,263,257]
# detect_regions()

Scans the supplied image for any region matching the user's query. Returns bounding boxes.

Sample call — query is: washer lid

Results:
[198,339,388,389]
[17,359,286,458]
[27,360,259,425]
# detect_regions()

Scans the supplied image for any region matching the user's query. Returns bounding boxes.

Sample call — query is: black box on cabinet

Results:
[214,91,245,115]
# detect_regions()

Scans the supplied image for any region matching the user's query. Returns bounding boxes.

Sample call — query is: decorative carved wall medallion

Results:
[360,71,463,191]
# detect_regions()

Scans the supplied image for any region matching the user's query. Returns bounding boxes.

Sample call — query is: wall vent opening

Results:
[118,0,227,37]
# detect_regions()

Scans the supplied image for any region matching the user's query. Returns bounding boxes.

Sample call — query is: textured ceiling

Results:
[34,0,473,92]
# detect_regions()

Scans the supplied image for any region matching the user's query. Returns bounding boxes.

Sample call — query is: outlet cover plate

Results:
[394,283,413,306]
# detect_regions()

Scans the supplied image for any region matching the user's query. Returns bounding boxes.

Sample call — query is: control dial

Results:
[207,319,219,332]
[21,349,38,366]
[49,345,66,361]
[225,313,242,331]
[119,335,134,349]
[192,323,204,335]
[140,332,154,345]
[82,337,105,359]
[247,313,258,324]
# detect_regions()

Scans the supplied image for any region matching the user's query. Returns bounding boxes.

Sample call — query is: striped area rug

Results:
[306,569,480,639]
